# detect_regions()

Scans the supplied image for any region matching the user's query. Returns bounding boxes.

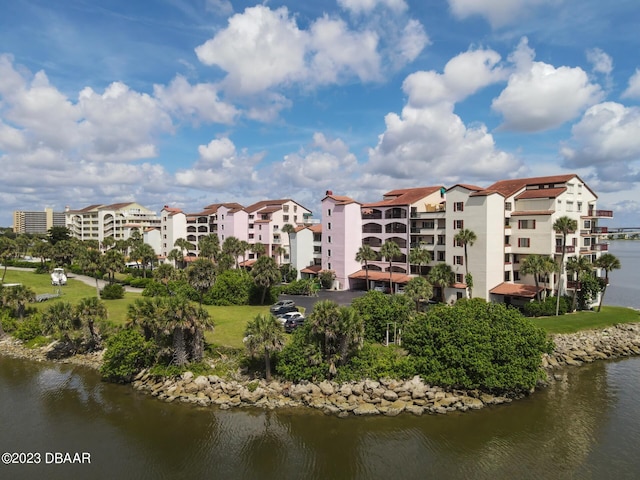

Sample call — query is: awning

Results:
[300,265,322,274]
[489,282,543,298]
[348,269,412,284]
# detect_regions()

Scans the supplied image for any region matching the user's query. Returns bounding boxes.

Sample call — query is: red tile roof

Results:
[489,282,543,298]
[476,174,577,198]
[301,265,322,274]
[515,187,567,200]
[447,184,484,192]
[309,224,322,233]
[244,199,290,213]
[348,269,412,284]
[323,194,359,205]
[363,186,442,208]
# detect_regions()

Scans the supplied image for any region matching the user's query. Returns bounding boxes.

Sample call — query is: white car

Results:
[276,311,305,325]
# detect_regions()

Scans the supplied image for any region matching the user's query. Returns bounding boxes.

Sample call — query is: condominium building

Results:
[318,174,612,304]
[290,224,322,279]
[66,203,160,243]
[160,199,312,264]
[13,207,65,234]
[244,199,312,261]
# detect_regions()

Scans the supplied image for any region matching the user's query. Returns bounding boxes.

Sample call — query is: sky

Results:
[0,0,639,227]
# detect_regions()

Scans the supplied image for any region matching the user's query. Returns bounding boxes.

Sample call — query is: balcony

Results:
[592,227,608,234]
[585,209,613,218]
[567,280,580,290]
[595,243,609,252]
[556,245,576,253]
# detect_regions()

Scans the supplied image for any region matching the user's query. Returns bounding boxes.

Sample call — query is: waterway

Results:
[0,241,638,479]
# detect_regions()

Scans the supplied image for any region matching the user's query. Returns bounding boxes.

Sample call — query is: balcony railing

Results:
[556,245,576,253]
[587,209,613,218]
[595,243,609,251]
[592,227,608,234]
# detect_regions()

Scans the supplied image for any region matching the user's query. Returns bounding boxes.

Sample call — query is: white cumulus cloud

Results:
[622,69,640,99]
[448,0,561,28]
[337,0,408,15]
[492,38,603,132]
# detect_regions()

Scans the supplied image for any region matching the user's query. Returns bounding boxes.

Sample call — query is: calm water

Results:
[604,241,640,309]
[0,241,638,480]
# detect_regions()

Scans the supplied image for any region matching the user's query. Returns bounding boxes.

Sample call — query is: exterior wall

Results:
[290,228,315,278]
[143,228,162,255]
[322,199,362,290]
[160,209,187,260]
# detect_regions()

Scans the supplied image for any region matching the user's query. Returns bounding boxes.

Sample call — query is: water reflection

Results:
[1,355,639,480]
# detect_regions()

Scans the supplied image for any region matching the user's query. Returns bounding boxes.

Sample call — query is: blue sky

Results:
[1,0,639,227]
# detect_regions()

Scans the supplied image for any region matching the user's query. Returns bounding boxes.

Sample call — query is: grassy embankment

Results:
[2,269,268,349]
[4,269,639,345]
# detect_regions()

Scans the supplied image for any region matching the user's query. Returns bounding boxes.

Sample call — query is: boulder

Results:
[353,403,379,416]
[318,381,334,396]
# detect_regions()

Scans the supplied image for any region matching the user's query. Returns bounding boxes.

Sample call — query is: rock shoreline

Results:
[2,322,640,417]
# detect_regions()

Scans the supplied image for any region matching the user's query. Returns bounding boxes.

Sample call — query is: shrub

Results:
[351,291,413,343]
[276,326,328,382]
[334,343,415,382]
[100,329,157,383]
[14,315,44,342]
[279,264,297,283]
[523,296,569,317]
[204,269,252,305]
[279,278,315,296]
[142,280,170,297]
[318,270,336,289]
[403,301,554,393]
[1,311,17,333]
[101,283,125,300]
[130,277,154,289]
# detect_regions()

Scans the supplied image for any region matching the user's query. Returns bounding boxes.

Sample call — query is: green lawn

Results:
[530,306,640,334]
[2,269,269,349]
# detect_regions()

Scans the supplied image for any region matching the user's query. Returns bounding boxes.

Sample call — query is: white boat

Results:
[51,268,67,286]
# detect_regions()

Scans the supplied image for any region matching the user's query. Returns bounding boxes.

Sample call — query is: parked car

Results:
[271,305,299,317]
[277,311,305,326]
[284,316,305,333]
[270,300,296,313]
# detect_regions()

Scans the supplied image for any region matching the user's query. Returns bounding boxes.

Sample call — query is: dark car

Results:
[270,300,296,313]
[284,316,305,333]
[271,305,299,316]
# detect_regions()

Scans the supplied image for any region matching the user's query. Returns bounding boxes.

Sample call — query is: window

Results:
[566,201,574,212]
[249,223,254,229]
[327,209,331,216]
[437,235,446,246]
[577,202,582,212]
[518,238,530,248]
[504,254,511,263]
[584,220,591,229]
[283,215,289,222]
[513,254,520,264]
[505,202,512,211]
[328,262,331,270]
[327,222,331,230]
[259,225,262,230]
[514,271,520,281]
[504,271,511,281]
[283,205,289,212]
[505,218,510,227]
[505,235,510,245]
[327,249,331,257]
[423,220,435,229]
[258,235,262,241]
[249,215,254,220]
[454,237,463,247]
[249,234,254,239]
[437,251,445,261]
[163,234,166,239]
[456,274,464,283]
[327,236,331,243]
[584,237,591,246]
[453,202,464,212]
[294,205,297,212]
[454,256,464,265]
[518,219,536,229]
[453,219,464,229]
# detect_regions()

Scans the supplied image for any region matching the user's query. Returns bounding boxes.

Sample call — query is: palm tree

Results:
[167,248,183,269]
[42,301,79,336]
[0,236,17,284]
[355,244,378,291]
[595,253,621,312]
[566,255,592,311]
[103,248,125,283]
[101,236,116,251]
[520,254,545,301]
[308,300,341,375]
[540,256,558,301]
[30,240,52,267]
[454,228,477,298]
[251,256,281,304]
[222,236,242,269]
[251,242,266,259]
[239,241,251,269]
[553,216,578,316]
[174,238,195,268]
[275,245,286,266]
[404,276,433,312]
[76,296,107,341]
[162,296,213,365]
[153,263,176,286]
[281,223,296,264]
[409,243,432,276]
[336,306,364,366]
[187,258,217,307]
[244,313,285,381]
[380,240,401,294]
[428,263,454,304]
[78,247,103,297]
[126,297,163,342]
[1,284,35,319]
[198,234,220,262]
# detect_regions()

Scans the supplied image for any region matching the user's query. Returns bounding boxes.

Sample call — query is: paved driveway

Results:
[277,289,366,315]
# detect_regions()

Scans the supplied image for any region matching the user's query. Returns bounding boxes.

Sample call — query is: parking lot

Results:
[277,289,367,315]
